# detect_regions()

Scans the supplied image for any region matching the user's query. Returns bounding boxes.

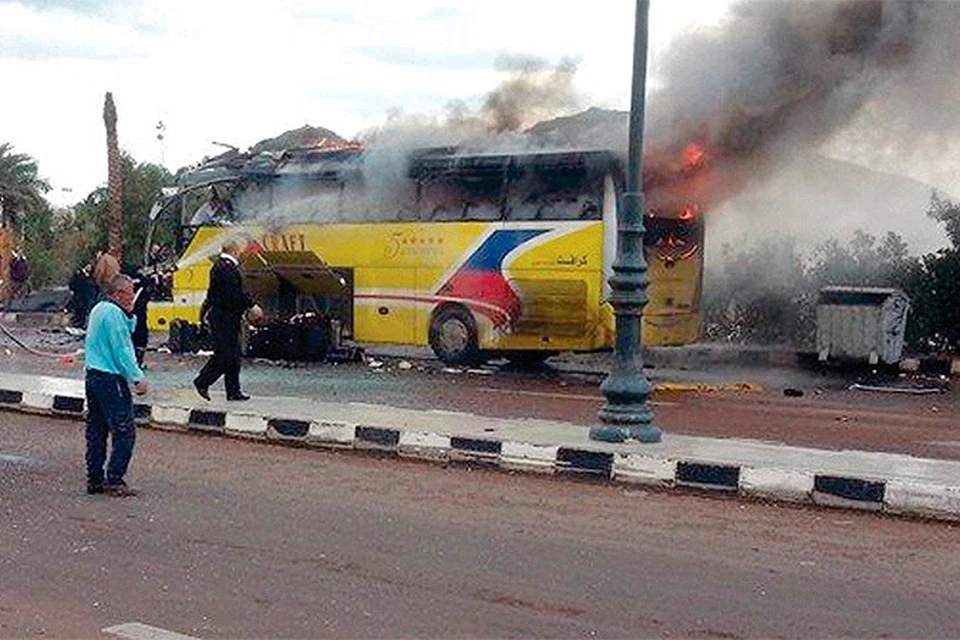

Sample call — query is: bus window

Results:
[341,175,419,222]
[234,178,343,223]
[506,163,603,221]
[418,174,504,222]
[187,184,235,226]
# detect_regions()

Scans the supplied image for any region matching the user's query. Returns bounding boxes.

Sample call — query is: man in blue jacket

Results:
[84,273,148,497]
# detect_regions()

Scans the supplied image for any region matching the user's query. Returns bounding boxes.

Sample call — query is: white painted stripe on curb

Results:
[151,405,190,426]
[398,431,451,459]
[21,392,54,410]
[740,467,814,502]
[812,492,883,512]
[612,453,676,486]
[500,442,559,474]
[308,421,355,445]
[224,413,267,436]
[885,480,960,521]
[102,622,199,640]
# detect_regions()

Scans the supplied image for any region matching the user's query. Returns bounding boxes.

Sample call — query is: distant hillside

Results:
[524,107,628,151]
[249,125,346,154]
[708,153,948,260]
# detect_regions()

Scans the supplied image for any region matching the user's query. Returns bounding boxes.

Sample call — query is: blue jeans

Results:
[85,369,136,485]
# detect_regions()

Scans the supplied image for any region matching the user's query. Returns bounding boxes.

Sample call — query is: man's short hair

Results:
[106,273,134,295]
[93,251,121,288]
[222,240,242,254]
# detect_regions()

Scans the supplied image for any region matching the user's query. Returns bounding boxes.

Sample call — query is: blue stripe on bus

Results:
[461,229,549,272]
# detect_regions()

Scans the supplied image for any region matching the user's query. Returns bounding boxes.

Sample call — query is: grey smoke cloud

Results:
[224,1,960,259]
[479,55,581,133]
[646,1,960,206]
[361,55,582,150]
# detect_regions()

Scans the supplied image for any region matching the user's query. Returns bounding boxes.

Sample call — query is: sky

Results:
[0,0,733,207]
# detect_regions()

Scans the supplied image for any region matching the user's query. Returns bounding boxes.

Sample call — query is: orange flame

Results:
[681,143,706,168]
[678,204,700,222]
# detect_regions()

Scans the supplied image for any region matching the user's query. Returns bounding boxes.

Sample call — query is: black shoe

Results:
[194,380,211,401]
[87,482,105,495]
[105,482,138,498]
[227,393,250,401]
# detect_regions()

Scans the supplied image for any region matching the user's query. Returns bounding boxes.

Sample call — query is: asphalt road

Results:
[2,337,959,460]
[1,411,958,639]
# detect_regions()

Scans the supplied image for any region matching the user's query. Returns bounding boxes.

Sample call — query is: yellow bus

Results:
[147,146,703,365]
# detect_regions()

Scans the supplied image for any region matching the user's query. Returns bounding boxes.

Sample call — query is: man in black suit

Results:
[193,241,262,401]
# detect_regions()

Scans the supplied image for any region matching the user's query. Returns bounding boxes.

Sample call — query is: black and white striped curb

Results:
[2,388,958,523]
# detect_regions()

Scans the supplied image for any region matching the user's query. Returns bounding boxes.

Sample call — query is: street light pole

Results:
[591,0,662,443]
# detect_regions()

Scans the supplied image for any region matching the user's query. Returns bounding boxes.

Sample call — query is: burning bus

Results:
[145,142,705,364]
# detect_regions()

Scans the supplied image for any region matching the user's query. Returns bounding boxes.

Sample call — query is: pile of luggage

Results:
[246,313,331,362]
[167,319,212,354]
[167,312,362,363]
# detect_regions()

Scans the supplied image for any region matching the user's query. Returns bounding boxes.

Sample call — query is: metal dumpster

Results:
[816,286,910,365]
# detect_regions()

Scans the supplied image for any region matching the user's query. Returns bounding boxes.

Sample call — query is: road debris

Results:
[655,382,763,393]
[848,383,944,395]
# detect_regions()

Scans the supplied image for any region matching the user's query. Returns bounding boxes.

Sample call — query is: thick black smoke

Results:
[647,0,959,208]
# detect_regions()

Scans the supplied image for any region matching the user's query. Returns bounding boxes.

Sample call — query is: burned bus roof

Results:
[406,149,622,180]
[174,147,622,192]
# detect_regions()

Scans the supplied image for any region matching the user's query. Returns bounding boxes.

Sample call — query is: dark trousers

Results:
[194,312,243,396]
[85,369,136,485]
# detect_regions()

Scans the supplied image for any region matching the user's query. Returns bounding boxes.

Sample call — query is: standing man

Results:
[193,241,261,401]
[10,250,29,301]
[129,269,151,367]
[84,274,147,497]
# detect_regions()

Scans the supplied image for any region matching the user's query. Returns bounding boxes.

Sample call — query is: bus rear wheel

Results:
[429,305,481,367]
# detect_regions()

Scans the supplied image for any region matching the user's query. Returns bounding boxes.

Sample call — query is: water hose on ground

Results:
[0,320,83,365]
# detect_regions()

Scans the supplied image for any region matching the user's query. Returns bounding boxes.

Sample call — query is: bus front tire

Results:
[429,305,481,367]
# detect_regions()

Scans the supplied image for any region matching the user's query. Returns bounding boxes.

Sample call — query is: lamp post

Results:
[590,0,661,444]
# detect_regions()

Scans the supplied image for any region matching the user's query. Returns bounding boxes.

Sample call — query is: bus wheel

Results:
[429,305,480,367]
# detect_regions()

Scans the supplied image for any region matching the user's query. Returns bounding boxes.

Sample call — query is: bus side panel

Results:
[497,222,607,352]
[353,267,418,345]
[409,222,501,348]
[642,232,705,346]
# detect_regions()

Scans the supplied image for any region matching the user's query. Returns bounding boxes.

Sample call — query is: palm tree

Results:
[0,142,50,303]
[104,92,124,262]
[0,142,50,228]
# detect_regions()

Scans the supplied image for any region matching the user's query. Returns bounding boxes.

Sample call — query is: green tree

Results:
[0,142,50,228]
[72,154,174,271]
[704,236,809,345]
[927,191,960,250]
[706,230,918,348]
[900,192,960,353]
[808,230,917,288]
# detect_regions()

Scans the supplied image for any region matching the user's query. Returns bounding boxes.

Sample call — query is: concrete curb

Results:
[2,388,958,523]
